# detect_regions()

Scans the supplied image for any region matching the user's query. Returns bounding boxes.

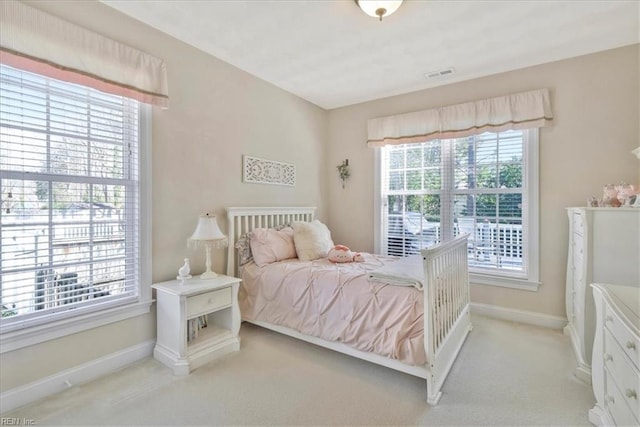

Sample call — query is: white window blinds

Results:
[0,64,140,329]
[380,129,533,278]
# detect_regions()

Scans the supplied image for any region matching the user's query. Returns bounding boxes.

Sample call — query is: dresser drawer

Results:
[604,330,640,415]
[187,287,232,318]
[605,303,640,370]
[605,371,640,427]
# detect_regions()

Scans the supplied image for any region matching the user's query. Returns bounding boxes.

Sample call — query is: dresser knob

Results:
[626,341,637,350]
[604,353,613,362]
[626,389,637,400]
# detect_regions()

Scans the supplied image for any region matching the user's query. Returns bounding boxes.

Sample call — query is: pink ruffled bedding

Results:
[239,253,427,366]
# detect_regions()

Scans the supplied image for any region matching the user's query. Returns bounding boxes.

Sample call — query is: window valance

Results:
[367,89,552,147]
[0,1,169,108]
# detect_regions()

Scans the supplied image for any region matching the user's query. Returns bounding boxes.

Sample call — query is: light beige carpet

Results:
[4,315,595,426]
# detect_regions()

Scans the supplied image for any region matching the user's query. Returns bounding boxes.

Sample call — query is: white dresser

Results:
[565,208,640,382]
[589,283,640,426]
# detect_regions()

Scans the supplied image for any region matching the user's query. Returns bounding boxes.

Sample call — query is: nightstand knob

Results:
[626,341,636,350]
[626,389,637,400]
[604,353,613,362]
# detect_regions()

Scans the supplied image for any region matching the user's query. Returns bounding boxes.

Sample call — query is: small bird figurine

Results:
[177,258,191,281]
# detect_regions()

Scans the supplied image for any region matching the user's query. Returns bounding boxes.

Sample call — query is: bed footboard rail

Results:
[421,234,472,404]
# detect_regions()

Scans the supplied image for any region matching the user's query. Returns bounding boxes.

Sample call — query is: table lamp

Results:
[188,213,228,279]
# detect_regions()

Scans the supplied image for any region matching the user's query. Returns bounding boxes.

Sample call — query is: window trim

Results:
[374,128,540,292]
[0,104,152,353]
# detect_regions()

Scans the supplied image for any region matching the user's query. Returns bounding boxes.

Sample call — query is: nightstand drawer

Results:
[187,287,232,318]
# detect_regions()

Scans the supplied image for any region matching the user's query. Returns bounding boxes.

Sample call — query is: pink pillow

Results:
[249,227,297,267]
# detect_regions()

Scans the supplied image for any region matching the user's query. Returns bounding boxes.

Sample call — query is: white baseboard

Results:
[471,302,567,330]
[0,340,154,414]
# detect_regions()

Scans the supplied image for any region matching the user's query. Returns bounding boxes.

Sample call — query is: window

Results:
[377,129,539,290]
[0,64,151,345]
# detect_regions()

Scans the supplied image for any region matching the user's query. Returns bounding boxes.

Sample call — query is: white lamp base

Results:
[200,270,218,280]
[199,244,219,280]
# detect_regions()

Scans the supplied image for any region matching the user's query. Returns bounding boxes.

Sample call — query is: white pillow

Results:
[291,220,334,261]
[250,227,297,267]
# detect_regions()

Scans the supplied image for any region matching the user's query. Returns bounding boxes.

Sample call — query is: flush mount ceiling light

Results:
[355,0,404,21]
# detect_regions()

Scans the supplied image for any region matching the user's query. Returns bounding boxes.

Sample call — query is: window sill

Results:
[470,272,540,292]
[0,300,152,353]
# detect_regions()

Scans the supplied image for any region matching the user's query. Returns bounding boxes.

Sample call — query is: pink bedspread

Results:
[239,253,426,366]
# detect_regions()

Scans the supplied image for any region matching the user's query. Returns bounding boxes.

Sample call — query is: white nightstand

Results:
[152,275,241,375]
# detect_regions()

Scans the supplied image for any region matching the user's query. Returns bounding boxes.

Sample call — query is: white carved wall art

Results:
[243,155,296,187]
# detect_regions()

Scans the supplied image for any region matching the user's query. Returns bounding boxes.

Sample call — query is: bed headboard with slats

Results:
[226,207,316,277]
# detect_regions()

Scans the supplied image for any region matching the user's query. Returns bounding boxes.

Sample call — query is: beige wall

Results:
[1,0,328,392]
[326,44,639,319]
[2,0,638,396]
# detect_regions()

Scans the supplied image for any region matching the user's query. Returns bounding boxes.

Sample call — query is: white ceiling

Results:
[102,0,640,110]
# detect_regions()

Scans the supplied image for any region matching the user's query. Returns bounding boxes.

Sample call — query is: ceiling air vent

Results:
[425,67,456,79]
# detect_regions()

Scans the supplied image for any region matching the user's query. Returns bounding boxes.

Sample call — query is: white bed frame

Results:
[226,206,472,405]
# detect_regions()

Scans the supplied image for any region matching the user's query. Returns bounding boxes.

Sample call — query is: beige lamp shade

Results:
[188,213,228,280]
[188,213,228,248]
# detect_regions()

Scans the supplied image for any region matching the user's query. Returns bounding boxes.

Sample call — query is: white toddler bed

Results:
[226,206,472,405]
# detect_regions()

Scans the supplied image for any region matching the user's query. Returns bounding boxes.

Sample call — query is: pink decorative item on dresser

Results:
[615,183,636,207]
[602,184,621,207]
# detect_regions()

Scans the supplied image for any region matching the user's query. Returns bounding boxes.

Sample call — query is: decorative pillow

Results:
[235,223,291,266]
[250,227,297,267]
[291,220,334,262]
[235,231,255,266]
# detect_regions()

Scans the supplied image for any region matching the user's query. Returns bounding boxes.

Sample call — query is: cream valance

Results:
[367,89,552,147]
[0,1,169,108]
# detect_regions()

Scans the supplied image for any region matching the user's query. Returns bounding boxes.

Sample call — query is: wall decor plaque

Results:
[243,155,295,187]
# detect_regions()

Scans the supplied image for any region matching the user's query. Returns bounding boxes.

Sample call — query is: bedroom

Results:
[0,0,639,425]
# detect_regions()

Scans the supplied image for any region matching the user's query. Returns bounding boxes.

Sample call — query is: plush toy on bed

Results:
[327,245,365,263]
